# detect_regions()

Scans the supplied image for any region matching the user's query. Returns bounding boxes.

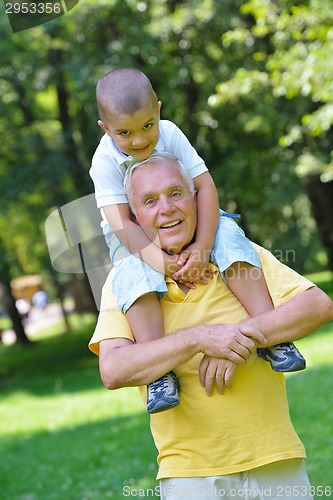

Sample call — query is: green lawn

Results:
[0,320,158,499]
[0,274,332,499]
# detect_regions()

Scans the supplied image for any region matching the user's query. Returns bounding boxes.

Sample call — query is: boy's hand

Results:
[172,243,213,288]
[163,252,183,278]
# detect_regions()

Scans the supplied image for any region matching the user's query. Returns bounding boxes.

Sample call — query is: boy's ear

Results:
[97,120,110,135]
[157,100,162,116]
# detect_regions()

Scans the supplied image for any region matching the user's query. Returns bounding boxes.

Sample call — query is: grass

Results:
[0,272,333,499]
[0,321,158,499]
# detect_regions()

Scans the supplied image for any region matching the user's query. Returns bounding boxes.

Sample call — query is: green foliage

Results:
[1,0,333,286]
[209,0,333,271]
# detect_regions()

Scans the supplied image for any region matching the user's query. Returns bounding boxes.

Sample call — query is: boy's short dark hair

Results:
[96,68,158,124]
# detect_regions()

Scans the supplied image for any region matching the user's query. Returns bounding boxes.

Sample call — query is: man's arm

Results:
[99,286,333,391]
[99,324,265,390]
[240,286,333,347]
[198,286,333,395]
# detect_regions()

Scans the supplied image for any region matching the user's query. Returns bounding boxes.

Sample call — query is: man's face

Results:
[101,101,161,160]
[130,160,197,254]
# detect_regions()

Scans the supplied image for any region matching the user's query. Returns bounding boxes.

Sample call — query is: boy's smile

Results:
[100,101,162,160]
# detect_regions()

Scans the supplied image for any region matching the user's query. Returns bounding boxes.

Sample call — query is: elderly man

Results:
[89,152,333,499]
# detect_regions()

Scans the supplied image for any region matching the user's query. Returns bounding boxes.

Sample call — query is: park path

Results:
[1,303,66,345]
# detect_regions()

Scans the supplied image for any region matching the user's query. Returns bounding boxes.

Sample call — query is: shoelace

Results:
[149,376,170,394]
[276,343,293,351]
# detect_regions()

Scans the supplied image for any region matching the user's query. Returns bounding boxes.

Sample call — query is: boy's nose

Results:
[132,136,146,147]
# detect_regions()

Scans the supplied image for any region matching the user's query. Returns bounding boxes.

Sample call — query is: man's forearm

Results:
[99,324,264,390]
[240,286,333,347]
[100,330,199,389]
[99,287,332,390]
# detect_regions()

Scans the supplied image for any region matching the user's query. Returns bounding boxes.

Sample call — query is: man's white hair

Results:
[124,152,195,213]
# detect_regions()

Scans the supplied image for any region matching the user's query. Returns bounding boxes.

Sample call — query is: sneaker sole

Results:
[271,361,306,372]
[148,399,180,414]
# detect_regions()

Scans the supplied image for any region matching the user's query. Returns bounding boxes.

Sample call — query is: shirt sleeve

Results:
[161,121,208,179]
[89,140,128,208]
[88,269,134,356]
[255,244,315,308]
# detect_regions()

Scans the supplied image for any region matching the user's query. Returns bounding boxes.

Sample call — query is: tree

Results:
[1,0,331,337]
[0,244,30,345]
[209,0,333,272]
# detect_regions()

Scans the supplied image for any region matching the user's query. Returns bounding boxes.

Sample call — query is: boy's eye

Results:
[143,123,153,130]
[119,131,130,137]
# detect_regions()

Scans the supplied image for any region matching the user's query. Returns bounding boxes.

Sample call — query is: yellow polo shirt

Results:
[89,245,314,479]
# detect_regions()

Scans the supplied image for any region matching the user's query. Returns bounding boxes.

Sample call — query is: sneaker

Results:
[146,371,180,414]
[257,342,306,372]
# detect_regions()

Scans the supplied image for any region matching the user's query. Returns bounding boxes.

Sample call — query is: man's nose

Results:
[159,195,174,214]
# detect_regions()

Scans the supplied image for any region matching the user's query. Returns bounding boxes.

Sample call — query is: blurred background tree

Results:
[0,0,332,342]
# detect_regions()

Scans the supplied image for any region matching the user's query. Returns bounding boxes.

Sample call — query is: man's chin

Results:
[162,240,188,255]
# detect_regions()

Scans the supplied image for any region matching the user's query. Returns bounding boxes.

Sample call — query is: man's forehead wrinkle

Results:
[137,182,185,200]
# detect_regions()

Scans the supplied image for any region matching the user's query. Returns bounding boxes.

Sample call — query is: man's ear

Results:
[98,120,111,135]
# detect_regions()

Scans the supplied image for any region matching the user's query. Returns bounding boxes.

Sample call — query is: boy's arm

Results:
[174,172,220,282]
[103,203,180,276]
[194,171,220,249]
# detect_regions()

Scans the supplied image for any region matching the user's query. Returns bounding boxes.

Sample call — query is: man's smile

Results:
[160,220,182,229]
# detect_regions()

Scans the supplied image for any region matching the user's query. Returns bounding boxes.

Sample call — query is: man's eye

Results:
[145,198,156,206]
[171,191,182,198]
[143,123,153,130]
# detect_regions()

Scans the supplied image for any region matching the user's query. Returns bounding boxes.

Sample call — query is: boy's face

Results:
[99,100,161,160]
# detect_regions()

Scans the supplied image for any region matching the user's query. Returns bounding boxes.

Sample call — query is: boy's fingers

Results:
[177,250,190,267]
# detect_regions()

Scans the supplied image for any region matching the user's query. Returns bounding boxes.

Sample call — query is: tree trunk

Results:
[304,175,333,272]
[0,280,31,345]
[48,47,91,196]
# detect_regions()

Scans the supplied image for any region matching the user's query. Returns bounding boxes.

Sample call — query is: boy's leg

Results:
[125,293,180,414]
[225,262,306,372]
[125,292,164,342]
[225,262,273,316]
[105,230,180,411]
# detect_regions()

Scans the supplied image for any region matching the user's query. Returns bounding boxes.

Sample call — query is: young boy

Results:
[89,68,305,414]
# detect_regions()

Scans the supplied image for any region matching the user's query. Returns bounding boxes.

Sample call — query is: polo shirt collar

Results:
[105,127,165,167]
[105,135,134,167]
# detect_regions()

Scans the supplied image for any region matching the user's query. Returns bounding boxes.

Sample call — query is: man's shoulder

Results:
[254,243,314,305]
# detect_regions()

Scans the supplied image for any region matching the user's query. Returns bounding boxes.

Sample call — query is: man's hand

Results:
[172,242,213,288]
[198,323,267,365]
[199,356,236,395]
